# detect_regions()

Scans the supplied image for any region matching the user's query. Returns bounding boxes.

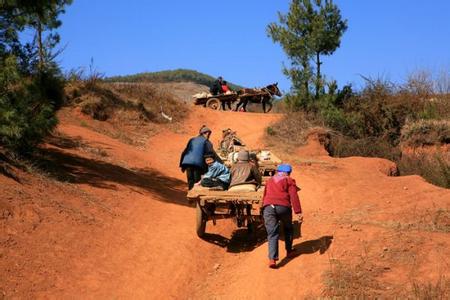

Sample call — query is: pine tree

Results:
[268,0,347,107]
[0,0,71,153]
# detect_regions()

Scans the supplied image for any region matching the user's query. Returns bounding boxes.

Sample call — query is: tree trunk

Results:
[37,18,44,72]
[315,51,321,99]
[302,59,310,100]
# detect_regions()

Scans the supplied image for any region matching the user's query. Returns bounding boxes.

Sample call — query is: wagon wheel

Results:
[196,201,206,237]
[206,98,221,110]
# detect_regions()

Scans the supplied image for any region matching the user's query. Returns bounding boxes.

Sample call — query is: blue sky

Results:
[57,0,450,92]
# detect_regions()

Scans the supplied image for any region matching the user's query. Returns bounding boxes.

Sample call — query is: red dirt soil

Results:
[1,106,449,298]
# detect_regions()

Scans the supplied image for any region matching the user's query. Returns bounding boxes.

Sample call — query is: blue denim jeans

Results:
[263,205,293,260]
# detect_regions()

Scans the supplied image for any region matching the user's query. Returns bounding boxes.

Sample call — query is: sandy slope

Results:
[1,105,449,298]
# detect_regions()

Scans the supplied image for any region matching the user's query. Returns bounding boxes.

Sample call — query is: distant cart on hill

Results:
[192,83,281,113]
[192,91,239,110]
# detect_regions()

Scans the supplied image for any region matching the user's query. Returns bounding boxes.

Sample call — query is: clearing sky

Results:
[58,0,450,92]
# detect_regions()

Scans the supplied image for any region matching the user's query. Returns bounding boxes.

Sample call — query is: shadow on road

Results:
[201,223,268,253]
[29,146,192,207]
[277,235,334,268]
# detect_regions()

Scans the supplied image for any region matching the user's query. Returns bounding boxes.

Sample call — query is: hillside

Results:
[106,69,243,91]
[1,82,449,298]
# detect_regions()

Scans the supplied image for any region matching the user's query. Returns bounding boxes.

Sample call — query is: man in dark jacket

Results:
[180,126,221,190]
[262,164,302,268]
[210,76,223,96]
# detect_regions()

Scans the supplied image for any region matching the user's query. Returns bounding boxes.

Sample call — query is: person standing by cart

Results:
[179,126,221,190]
[262,164,303,268]
[220,81,233,111]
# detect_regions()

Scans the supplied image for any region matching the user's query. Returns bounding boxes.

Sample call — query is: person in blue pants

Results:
[262,164,303,268]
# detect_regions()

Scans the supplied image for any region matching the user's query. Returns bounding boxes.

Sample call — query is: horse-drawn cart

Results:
[192,92,239,110]
[187,186,264,237]
[191,83,281,112]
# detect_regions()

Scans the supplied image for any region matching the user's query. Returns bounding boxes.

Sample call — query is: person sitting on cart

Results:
[199,154,230,190]
[229,150,262,190]
[210,76,223,96]
[220,80,233,111]
[221,80,230,93]
[262,164,303,269]
[179,125,221,190]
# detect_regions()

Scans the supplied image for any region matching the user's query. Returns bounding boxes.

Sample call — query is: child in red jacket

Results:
[262,164,303,268]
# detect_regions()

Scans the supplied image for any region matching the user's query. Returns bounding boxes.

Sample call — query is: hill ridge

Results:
[105,68,243,90]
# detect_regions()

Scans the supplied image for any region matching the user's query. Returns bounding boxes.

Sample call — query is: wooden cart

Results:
[187,187,264,237]
[255,150,282,177]
[193,92,239,110]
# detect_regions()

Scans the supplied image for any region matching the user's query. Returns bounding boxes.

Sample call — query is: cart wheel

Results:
[206,98,221,110]
[196,202,206,237]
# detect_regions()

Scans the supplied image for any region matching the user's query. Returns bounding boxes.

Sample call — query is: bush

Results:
[265,111,325,148]
[327,135,402,161]
[398,152,450,188]
[0,56,64,153]
[401,119,450,147]
[65,81,187,124]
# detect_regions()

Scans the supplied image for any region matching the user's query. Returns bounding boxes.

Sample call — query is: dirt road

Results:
[1,107,449,298]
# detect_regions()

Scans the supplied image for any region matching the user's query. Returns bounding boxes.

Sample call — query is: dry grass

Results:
[265,111,330,152]
[401,119,450,148]
[328,135,402,161]
[65,81,188,123]
[399,152,450,189]
[412,277,450,300]
[325,258,450,298]
[63,81,189,146]
[324,256,384,298]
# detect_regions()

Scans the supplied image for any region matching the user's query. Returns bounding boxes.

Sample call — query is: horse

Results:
[234,83,282,113]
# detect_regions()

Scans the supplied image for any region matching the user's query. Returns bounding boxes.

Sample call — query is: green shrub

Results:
[0,56,63,153]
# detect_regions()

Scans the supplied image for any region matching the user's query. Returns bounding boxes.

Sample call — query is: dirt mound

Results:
[1,104,449,298]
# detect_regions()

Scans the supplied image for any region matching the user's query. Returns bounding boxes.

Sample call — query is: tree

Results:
[268,0,347,106]
[0,0,71,153]
[1,0,72,72]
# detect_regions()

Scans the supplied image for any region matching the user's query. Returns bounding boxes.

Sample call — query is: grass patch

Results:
[399,152,450,189]
[411,277,450,300]
[328,135,402,161]
[324,257,384,298]
[65,81,188,123]
[401,119,450,147]
[265,111,330,152]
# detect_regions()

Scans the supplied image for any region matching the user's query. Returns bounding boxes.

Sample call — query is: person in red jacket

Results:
[262,163,302,268]
[220,81,232,110]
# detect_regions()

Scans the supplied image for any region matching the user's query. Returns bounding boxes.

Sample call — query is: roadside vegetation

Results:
[1,1,72,154]
[64,75,188,146]
[267,0,450,188]
[65,68,187,124]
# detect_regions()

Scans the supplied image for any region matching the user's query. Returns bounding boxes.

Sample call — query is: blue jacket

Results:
[180,136,215,169]
[203,161,231,183]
